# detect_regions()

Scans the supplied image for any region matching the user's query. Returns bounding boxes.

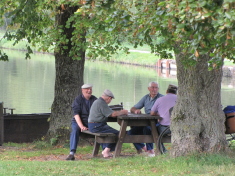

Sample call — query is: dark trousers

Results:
[88,122,119,151]
[127,126,153,151]
[70,121,85,153]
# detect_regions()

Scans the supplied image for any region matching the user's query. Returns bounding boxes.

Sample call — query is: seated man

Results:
[129,81,164,156]
[66,84,97,160]
[88,89,128,158]
[151,84,178,152]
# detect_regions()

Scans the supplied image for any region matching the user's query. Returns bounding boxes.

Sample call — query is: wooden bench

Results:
[81,130,118,157]
[79,103,123,157]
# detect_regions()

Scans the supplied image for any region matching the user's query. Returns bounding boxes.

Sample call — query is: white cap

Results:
[81,84,93,89]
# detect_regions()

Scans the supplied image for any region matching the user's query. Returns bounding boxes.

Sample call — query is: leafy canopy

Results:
[1,0,235,70]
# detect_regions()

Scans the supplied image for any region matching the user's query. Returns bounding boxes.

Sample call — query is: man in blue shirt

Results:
[129,81,164,157]
[65,84,97,160]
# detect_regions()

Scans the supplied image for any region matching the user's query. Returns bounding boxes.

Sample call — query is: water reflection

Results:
[0,50,235,114]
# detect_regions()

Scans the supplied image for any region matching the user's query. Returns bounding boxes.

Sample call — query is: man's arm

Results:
[130,107,141,114]
[74,114,88,132]
[110,109,128,117]
[130,95,147,114]
[151,111,158,116]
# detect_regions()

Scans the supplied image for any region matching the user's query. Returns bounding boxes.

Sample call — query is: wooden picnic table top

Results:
[117,113,162,120]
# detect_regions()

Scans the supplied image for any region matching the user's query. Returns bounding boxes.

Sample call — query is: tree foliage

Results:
[2,0,235,67]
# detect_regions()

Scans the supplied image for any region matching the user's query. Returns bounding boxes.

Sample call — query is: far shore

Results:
[1,47,235,78]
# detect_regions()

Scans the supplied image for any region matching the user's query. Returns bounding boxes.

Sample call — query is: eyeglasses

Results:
[150,87,159,89]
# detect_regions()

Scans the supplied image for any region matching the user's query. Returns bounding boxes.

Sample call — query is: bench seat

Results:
[81,130,118,157]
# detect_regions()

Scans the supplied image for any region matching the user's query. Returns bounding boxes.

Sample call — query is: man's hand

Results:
[111,109,129,117]
[122,109,128,115]
[130,107,141,114]
[134,109,141,114]
[80,126,88,132]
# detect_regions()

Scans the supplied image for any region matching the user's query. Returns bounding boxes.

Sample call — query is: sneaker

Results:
[139,152,155,157]
[147,149,155,157]
[148,153,155,157]
[65,154,75,160]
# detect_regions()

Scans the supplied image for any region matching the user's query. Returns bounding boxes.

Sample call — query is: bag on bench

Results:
[224,106,235,134]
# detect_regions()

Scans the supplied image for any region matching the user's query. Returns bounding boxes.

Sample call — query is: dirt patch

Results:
[0,145,136,161]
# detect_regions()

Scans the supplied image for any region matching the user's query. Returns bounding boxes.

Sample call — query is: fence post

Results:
[0,102,3,146]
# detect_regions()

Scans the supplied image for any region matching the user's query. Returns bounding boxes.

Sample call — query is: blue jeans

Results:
[88,122,119,152]
[127,126,153,151]
[69,121,84,153]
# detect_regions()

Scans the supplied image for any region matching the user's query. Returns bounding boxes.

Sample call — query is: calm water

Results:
[1,50,235,114]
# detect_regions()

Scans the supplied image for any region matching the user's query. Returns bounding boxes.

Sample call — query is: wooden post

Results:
[166,60,170,69]
[156,59,161,68]
[0,102,4,146]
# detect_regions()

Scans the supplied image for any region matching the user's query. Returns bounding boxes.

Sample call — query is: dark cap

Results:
[103,89,115,99]
[167,84,178,91]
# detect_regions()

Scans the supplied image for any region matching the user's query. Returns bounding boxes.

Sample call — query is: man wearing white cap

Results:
[66,84,97,160]
[88,89,128,158]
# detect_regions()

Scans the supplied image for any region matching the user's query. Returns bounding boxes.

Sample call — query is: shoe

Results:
[148,153,155,157]
[65,154,75,160]
[139,152,155,157]
[147,149,155,157]
[137,146,147,154]
[137,148,143,154]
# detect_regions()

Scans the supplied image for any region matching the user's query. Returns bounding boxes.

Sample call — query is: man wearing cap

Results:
[128,81,164,157]
[151,84,178,152]
[88,89,128,158]
[66,84,97,160]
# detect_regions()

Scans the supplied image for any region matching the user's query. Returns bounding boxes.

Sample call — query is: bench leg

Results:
[92,141,100,157]
[150,119,160,155]
[114,120,128,158]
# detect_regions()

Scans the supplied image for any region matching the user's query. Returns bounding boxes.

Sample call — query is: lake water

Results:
[1,50,235,114]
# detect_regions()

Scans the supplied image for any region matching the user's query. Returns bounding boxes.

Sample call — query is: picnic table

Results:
[83,112,162,158]
[113,113,162,157]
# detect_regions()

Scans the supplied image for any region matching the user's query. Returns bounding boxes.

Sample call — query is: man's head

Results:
[148,81,159,98]
[101,89,115,104]
[81,84,93,100]
[167,84,178,94]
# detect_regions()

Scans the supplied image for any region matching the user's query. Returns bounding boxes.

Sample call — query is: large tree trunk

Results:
[170,47,228,156]
[46,5,85,142]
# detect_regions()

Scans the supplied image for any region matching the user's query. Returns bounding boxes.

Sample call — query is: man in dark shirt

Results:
[65,84,97,160]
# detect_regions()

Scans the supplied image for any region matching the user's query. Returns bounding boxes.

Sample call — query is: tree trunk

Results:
[170,47,228,156]
[46,5,85,142]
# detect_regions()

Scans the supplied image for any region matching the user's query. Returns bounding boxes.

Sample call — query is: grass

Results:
[102,50,160,66]
[1,142,235,175]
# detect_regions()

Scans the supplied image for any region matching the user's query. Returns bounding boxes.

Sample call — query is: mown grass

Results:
[1,142,235,175]
[101,50,160,66]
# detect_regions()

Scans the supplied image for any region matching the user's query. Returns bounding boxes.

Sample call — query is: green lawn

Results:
[1,142,235,175]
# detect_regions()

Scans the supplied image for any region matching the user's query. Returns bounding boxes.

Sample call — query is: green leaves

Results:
[1,0,235,68]
[0,50,9,61]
